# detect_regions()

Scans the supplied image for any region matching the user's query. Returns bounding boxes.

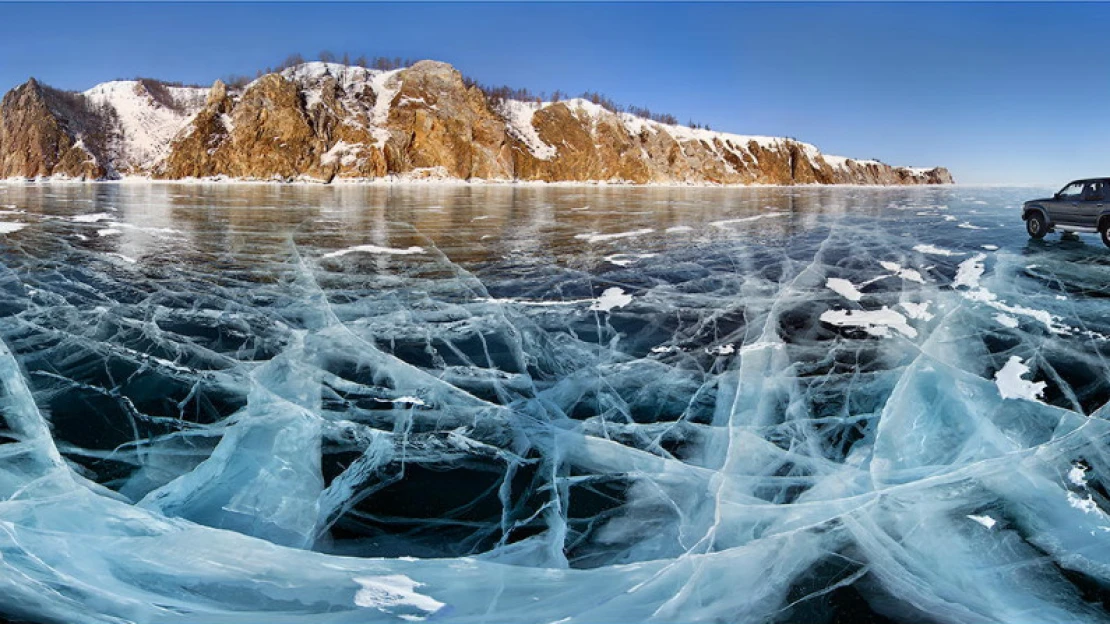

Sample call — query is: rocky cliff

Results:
[0,61,954,185]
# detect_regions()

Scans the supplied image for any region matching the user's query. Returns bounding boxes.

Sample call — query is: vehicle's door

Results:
[1079,181,1107,226]
[1053,181,1086,224]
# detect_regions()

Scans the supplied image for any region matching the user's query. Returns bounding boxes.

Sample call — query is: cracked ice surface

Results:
[0,184,1109,622]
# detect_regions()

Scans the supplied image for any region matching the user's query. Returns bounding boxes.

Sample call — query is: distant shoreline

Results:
[0,176,966,189]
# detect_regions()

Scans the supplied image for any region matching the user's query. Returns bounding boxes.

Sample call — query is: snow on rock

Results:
[282,62,380,102]
[994,356,1046,402]
[84,81,208,171]
[369,69,403,149]
[498,100,557,160]
[275,62,402,149]
[321,141,364,167]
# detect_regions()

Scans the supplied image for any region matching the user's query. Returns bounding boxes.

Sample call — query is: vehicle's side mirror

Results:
[1054,193,1061,200]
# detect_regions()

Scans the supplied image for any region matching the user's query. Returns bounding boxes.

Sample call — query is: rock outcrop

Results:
[0,61,954,185]
[0,79,113,180]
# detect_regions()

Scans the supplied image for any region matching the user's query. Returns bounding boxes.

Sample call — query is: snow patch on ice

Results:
[353,574,444,617]
[913,244,963,257]
[994,356,1045,402]
[590,287,633,312]
[1069,464,1089,487]
[709,213,787,229]
[323,245,425,258]
[70,212,114,223]
[967,514,997,529]
[605,253,656,267]
[373,396,427,408]
[575,229,653,244]
[879,261,926,284]
[953,254,987,289]
[825,278,863,302]
[1067,492,1104,516]
[820,307,917,338]
[899,301,934,321]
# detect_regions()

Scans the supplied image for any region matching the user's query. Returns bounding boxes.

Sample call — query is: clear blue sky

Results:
[0,2,1104,185]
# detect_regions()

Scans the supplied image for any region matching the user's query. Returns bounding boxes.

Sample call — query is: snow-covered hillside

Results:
[83,81,208,173]
[1,61,951,185]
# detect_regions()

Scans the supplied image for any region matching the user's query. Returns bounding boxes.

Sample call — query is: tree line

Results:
[107,50,710,131]
[226,51,707,129]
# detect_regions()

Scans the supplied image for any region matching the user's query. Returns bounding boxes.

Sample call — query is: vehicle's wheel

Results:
[1026,213,1047,239]
[1101,225,1110,248]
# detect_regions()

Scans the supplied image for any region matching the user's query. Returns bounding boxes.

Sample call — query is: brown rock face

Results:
[2,61,954,185]
[512,103,652,183]
[159,80,234,179]
[163,75,323,180]
[0,79,110,179]
[384,61,513,180]
[163,68,387,181]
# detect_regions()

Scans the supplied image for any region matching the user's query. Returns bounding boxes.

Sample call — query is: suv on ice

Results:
[1023,178,1110,247]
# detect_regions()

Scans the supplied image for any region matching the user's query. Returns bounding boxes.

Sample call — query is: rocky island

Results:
[0,60,953,185]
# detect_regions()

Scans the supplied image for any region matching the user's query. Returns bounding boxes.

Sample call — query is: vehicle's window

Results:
[1059,182,1085,199]
[1086,182,1107,201]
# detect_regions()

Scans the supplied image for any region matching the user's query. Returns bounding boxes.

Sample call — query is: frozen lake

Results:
[1,183,1109,623]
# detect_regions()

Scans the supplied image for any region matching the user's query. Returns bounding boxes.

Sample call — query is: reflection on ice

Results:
[0,183,1107,622]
